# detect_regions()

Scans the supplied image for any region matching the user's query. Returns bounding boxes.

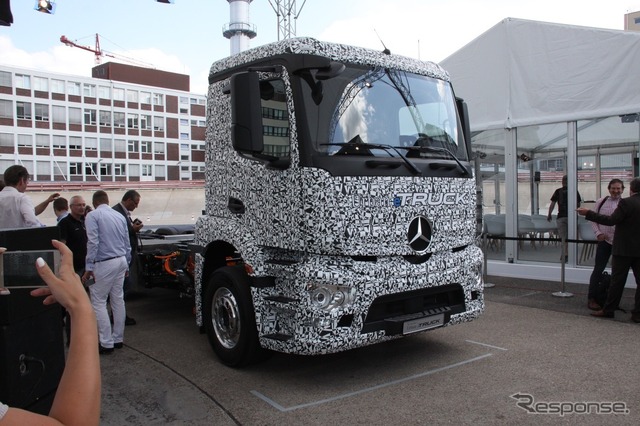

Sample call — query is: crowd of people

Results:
[0,165,143,352]
[0,164,147,421]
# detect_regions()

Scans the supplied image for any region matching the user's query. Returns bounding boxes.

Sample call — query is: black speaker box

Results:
[0,227,65,414]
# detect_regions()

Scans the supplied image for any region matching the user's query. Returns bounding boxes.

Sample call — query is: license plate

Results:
[402,313,445,334]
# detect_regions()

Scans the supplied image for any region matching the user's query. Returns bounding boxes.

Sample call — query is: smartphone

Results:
[0,249,60,289]
[133,218,142,225]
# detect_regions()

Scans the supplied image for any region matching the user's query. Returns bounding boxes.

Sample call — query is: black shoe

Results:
[591,310,614,319]
[99,345,114,355]
[114,342,124,349]
[125,316,137,326]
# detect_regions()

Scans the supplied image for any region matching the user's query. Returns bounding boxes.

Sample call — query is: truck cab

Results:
[195,38,484,366]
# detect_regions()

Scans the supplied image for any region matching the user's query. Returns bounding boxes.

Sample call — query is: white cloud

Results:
[0,35,208,94]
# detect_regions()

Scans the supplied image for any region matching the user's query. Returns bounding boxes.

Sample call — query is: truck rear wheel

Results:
[203,266,262,367]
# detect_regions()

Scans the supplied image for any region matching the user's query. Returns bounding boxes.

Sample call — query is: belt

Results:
[95,256,123,263]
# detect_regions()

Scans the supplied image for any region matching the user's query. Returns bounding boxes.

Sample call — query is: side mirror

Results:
[456,97,472,159]
[230,71,264,155]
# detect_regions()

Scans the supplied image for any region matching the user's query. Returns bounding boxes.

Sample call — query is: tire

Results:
[202,266,262,367]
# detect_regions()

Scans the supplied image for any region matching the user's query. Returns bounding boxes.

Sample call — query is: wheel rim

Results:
[211,287,241,349]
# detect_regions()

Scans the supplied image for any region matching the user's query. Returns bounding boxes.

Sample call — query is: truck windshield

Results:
[302,65,467,161]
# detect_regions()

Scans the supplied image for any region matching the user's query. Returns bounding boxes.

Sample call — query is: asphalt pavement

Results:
[98,277,640,425]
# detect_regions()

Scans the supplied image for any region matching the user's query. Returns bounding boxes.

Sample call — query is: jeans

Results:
[588,241,612,299]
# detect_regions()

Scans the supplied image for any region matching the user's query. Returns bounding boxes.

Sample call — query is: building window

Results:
[51,79,65,94]
[114,163,126,176]
[180,133,189,140]
[155,164,166,178]
[140,91,151,104]
[127,90,138,103]
[180,118,189,126]
[0,71,11,87]
[114,139,126,153]
[140,114,151,130]
[127,140,139,153]
[153,93,164,106]
[85,137,97,151]
[15,74,31,89]
[263,125,290,137]
[189,98,198,104]
[52,135,66,149]
[262,106,288,120]
[35,134,49,148]
[52,106,65,123]
[85,163,97,177]
[0,133,14,147]
[127,113,139,129]
[67,82,81,96]
[69,136,82,150]
[98,86,110,99]
[181,154,189,161]
[153,116,164,131]
[141,164,153,176]
[69,107,82,124]
[100,138,112,151]
[140,140,152,153]
[83,84,96,98]
[180,97,188,104]
[100,163,112,175]
[99,110,111,126]
[33,76,48,92]
[35,104,49,121]
[16,102,32,119]
[17,134,33,147]
[113,88,125,101]
[154,142,165,154]
[179,108,188,114]
[84,109,97,125]
[113,112,125,128]
[0,100,12,118]
[69,162,83,176]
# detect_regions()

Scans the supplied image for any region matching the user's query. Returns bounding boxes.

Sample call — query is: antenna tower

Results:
[268,0,308,41]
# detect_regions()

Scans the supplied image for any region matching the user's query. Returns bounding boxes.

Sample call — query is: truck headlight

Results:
[307,284,355,311]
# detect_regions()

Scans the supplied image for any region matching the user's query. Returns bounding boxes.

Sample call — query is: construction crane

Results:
[60,33,155,68]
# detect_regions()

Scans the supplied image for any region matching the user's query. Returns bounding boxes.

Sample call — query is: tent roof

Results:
[440,18,640,130]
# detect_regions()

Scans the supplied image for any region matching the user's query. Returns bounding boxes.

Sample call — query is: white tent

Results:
[440,18,640,131]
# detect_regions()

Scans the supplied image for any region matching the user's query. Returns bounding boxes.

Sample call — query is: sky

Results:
[1,0,639,95]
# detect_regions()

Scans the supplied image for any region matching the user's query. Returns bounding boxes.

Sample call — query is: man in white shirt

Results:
[0,165,42,229]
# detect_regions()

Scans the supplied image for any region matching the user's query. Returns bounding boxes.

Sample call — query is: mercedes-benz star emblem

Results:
[407,216,432,253]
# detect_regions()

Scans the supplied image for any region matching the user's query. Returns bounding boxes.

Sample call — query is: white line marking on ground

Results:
[465,340,508,351]
[251,353,493,412]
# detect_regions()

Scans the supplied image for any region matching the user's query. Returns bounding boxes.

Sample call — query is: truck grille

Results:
[361,284,466,334]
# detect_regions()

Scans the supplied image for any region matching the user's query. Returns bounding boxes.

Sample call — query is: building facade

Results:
[0,63,207,186]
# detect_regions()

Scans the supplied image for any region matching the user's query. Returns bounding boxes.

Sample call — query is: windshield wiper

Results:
[397,144,469,176]
[322,137,421,175]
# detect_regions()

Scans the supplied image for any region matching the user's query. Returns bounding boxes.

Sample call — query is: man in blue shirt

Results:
[82,190,131,354]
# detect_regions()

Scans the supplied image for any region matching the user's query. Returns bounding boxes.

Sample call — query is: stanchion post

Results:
[552,236,573,298]
[482,232,495,288]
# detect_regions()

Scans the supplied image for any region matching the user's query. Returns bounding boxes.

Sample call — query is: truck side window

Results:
[260,79,290,161]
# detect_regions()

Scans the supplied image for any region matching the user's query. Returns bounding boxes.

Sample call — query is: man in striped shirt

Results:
[587,178,624,311]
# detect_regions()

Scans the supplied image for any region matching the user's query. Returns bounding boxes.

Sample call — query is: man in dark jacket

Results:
[577,177,640,323]
[113,190,143,325]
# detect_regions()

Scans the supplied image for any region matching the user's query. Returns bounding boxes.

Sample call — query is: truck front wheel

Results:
[203,266,262,367]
